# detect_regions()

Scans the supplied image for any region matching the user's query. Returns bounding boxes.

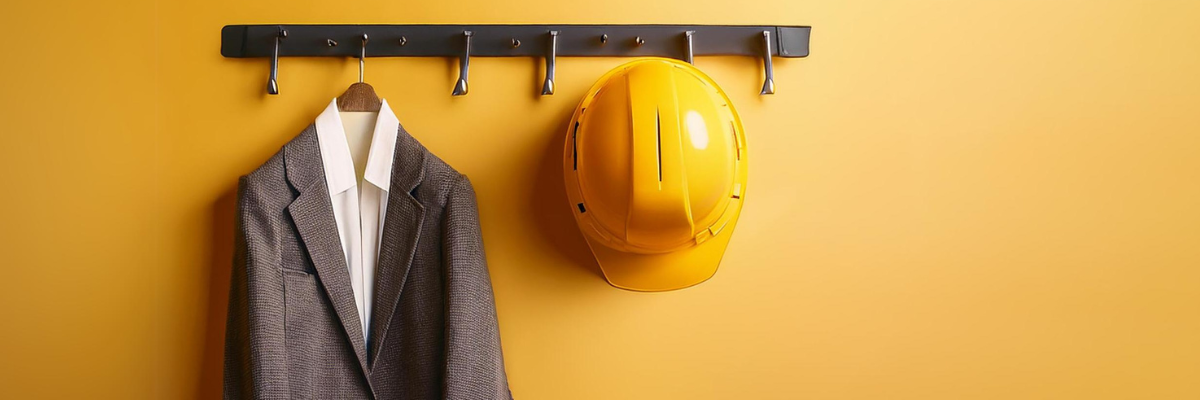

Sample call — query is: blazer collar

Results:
[283,119,429,374]
[367,125,426,368]
[385,123,426,196]
[282,126,372,378]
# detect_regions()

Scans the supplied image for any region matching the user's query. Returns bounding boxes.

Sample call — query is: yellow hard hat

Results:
[563,58,748,291]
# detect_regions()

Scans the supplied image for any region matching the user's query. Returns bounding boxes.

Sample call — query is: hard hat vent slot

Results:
[656,110,663,182]
[572,121,579,170]
[730,121,741,161]
[577,203,587,213]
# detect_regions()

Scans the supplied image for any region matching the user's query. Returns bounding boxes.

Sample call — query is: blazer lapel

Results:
[367,127,427,368]
[284,126,371,375]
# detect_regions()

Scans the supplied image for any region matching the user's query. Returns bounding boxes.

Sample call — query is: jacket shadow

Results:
[197,186,237,399]
[526,113,604,280]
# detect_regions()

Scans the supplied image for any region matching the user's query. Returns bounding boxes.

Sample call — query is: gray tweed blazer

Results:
[224,124,511,399]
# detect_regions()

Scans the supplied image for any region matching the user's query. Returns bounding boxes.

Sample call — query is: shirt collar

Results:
[313,98,400,196]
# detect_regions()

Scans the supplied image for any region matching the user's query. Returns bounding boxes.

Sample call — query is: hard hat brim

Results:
[583,212,741,292]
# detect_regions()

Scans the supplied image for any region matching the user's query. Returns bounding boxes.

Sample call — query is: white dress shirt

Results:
[314,98,399,343]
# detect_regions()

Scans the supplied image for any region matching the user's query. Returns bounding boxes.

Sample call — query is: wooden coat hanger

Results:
[337,33,382,112]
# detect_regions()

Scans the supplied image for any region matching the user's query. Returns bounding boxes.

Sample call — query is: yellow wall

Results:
[2,0,1198,398]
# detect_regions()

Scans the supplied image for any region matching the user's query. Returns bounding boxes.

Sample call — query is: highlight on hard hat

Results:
[563,58,748,292]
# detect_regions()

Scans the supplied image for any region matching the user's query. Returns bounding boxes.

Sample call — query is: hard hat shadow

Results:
[526,113,606,281]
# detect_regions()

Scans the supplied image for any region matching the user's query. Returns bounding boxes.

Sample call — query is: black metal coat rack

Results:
[221,24,811,96]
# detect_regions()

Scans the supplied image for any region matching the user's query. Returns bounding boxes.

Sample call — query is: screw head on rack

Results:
[512,38,521,48]
[327,39,337,47]
[399,36,407,46]
[600,34,608,44]
[635,36,645,45]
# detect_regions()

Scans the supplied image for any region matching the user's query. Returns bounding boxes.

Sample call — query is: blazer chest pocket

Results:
[280,234,318,275]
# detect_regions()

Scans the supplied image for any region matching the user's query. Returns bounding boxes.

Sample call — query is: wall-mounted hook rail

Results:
[221,24,811,95]
[684,30,695,65]
[542,30,558,95]
[452,31,472,96]
[760,30,775,95]
[267,27,286,95]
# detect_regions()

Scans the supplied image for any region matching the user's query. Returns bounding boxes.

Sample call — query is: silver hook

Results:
[359,33,368,83]
[760,30,775,95]
[267,27,286,95]
[452,31,473,96]
[684,30,695,65]
[542,31,558,96]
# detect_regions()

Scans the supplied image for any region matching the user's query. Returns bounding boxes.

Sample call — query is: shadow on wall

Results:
[198,186,237,399]
[527,112,604,281]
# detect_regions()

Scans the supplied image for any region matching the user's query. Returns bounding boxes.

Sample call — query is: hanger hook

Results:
[359,33,368,83]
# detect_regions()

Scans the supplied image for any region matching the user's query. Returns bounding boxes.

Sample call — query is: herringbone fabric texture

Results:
[224,124,511,400]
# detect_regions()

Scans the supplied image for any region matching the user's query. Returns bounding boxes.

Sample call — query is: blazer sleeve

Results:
[224,175,290,399]
[442,174,513,400]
